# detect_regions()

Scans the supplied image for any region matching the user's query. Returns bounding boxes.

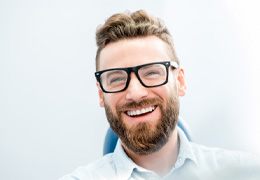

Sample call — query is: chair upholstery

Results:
[103,117,192,155]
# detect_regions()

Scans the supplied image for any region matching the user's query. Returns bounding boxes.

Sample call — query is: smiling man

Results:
[97,36,183,159]
[60,10,260,180]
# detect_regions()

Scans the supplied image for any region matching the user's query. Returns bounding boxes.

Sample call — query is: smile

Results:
[126,106,156,117]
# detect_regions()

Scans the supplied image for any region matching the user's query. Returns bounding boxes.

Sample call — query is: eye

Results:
[144,70,161,76]
[139,64,166,79]
[142,69,165,79]
[101,70,127,86]
[109,76,127,85]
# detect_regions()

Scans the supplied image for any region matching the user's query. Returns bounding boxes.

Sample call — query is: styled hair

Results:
[95,10,179,70]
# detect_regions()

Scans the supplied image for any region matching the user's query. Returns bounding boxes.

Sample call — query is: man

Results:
[60,10,259,180]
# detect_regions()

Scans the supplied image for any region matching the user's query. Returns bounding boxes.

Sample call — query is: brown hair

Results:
[95,10,179,70]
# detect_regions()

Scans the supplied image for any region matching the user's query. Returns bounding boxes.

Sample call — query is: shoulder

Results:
[59,153,116,180]
[191,142,256,166]
[191,143,253,164]
[190,142,260,178]
[191,142,242,160]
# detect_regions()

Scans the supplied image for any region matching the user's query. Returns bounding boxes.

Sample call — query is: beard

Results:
[104,94,179,155]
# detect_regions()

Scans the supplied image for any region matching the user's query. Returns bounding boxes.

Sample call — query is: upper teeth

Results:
[127,106,155,116]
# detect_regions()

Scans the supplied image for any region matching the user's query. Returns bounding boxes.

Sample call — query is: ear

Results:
[96,82,105,107]
[176,68,187,97]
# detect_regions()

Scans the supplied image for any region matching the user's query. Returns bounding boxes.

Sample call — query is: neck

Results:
[122,129,179,176]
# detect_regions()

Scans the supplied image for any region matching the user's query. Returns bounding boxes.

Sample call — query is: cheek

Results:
[160,79,176,94]
[103,94,123,111]
[157,85,178,104]
[150,87,170,104]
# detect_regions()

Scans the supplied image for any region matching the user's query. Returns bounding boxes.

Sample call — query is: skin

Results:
[97,36,187,176]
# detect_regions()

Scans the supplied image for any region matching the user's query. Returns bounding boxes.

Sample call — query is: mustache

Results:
[117,98,163,112]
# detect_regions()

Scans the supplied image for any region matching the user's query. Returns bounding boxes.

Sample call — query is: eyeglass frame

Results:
[95,61,179,93]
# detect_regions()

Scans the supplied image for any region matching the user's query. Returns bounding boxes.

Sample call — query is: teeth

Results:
[127,106,155,116]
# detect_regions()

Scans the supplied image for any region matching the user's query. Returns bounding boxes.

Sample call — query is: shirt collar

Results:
[112,127,198,179]
[113,139,140,179]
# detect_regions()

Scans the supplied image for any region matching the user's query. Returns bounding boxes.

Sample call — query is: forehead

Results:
[99,36,171,70]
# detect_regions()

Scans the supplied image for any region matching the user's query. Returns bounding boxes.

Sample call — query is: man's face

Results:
[97,36,186,155]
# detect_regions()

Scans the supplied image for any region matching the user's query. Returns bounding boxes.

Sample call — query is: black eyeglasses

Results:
[95,61,179,93]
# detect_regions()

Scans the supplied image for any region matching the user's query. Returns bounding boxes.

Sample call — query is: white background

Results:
[1,0,260,180]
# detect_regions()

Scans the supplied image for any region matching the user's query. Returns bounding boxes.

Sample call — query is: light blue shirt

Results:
[60,128,260,180]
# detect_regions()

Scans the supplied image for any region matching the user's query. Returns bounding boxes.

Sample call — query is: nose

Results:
[125,73,149,102]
